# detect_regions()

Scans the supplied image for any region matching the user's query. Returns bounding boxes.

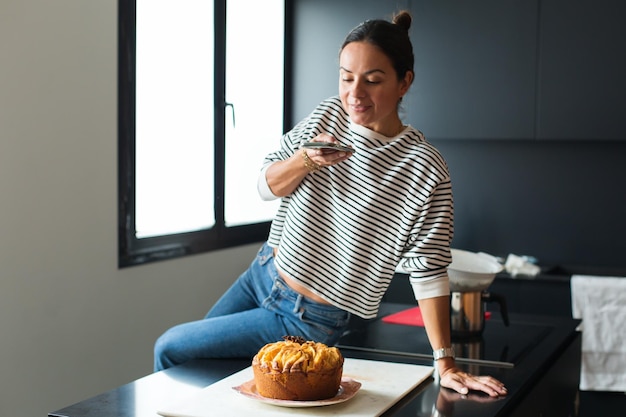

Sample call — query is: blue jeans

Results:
[153,243,351,371]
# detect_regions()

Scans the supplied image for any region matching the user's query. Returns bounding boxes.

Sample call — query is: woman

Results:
[154,10,507,397]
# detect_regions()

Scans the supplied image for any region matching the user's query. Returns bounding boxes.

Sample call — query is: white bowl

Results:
[448,249,503,292]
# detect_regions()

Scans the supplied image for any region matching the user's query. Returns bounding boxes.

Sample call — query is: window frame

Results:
[118,0,293,267]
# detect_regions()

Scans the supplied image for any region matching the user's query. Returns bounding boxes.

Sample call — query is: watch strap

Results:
[433,347,455,361]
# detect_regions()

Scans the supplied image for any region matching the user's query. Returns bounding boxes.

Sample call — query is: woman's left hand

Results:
[439,366,508,397]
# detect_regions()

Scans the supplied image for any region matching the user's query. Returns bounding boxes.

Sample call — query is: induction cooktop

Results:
[338,305,551,368]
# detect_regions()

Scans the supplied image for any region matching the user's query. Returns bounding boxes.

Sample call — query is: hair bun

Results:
[393,10,412,32]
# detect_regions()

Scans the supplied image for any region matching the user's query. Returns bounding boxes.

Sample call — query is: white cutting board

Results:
[157,358,433,417]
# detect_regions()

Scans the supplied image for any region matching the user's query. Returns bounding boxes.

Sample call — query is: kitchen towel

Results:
[571,275,626,392]
[382,306,490,327]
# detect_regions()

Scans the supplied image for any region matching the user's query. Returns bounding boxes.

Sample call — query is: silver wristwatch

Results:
[433,347,455,361]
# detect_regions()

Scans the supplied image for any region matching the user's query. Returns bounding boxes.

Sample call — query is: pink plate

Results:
[232,377,361,408]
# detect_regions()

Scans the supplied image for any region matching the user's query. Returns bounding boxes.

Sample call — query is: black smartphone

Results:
[301,141,355,153]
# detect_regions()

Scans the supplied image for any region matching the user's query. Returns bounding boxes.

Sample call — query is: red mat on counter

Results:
[382,307,491,327]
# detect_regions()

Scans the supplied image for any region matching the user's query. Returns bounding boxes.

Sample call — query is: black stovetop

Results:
[338,304,551,367]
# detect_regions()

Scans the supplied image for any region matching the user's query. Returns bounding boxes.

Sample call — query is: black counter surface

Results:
[49,303,581,417]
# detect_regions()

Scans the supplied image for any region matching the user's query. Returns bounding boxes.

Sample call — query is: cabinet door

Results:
[537,0,626,140]
[408,0,538,140]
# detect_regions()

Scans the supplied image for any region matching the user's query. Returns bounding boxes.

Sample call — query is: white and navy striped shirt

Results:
[261,96,453,319]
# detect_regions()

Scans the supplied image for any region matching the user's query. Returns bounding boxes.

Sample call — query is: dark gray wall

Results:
[432,138,626,267]
[292,0,626,268]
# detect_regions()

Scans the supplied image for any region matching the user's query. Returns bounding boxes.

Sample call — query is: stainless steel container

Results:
[450,290,509,339]
[447,249,510,339]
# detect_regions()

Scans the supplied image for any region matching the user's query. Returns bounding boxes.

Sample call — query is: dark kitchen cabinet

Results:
[291,0,539,140]
[408,0,538,140]
[537,0,626,140]
[291,0,625,141]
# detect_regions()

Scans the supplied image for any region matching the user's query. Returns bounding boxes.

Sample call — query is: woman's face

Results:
[339,41,412,136]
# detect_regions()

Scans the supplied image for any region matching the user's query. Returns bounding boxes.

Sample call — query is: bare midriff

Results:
[273,247,331,305]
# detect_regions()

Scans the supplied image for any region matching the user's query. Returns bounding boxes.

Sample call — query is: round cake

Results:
[252,336,344,401]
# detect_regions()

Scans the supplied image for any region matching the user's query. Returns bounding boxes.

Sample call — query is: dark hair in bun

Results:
[392,10,412,32]
[340,10,414,81]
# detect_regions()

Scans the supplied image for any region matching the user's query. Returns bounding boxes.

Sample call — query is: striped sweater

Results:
[262,96,453,319]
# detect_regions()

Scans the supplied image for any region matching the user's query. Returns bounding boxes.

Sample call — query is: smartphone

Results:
[301,141,355,153]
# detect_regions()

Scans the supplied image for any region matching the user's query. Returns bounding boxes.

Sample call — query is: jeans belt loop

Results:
[293,294,304,313]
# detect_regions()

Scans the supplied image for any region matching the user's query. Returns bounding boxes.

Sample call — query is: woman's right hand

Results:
[265,133,353,197]
[304,133,353,166]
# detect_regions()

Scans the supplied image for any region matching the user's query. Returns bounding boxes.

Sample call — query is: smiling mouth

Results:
[350,104,370,112]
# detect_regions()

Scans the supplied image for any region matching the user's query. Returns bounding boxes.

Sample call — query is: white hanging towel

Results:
[571,275,626,391]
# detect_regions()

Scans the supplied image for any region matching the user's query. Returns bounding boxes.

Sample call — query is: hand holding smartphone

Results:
[301,141,355,153]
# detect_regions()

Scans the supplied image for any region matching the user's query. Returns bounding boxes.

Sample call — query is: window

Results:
[118,0,287,267]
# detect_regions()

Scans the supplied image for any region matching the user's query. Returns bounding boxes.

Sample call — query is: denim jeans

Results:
[153,243,351,371]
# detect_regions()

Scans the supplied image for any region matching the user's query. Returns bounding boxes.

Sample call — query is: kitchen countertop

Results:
[338,303,581,416]
[49,303,581,417]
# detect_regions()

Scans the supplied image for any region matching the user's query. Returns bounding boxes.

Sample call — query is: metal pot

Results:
[450,290,509,339]
[447,249,509,339]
